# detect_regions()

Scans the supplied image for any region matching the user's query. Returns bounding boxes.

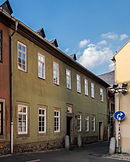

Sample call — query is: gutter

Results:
[10,20,18,154]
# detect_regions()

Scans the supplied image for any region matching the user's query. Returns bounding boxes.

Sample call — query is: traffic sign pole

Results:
[118,92,121,153]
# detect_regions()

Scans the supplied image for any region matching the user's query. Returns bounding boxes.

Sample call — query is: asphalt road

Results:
[0,142,127,162]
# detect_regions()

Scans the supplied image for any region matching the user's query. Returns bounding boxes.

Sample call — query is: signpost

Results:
[114,105,126,153]
[111,83,127,154]
[114,111,125,121]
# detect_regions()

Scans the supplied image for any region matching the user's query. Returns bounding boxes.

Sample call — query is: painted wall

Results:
[12,32,108,150]
[0,22,10,153]
[115,41,130,153]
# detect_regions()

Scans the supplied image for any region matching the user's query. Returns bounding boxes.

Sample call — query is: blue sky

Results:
[2,0,130,75]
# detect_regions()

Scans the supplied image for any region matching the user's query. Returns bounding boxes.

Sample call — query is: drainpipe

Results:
[10,20,18,154]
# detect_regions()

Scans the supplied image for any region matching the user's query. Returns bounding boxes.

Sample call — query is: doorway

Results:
[99,122,103,140]
[66,117,72,137]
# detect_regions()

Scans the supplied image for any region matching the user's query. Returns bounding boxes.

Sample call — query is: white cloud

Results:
[120,34,128,41]
[97,40,107,46]
[78,43,113,69]
[109,62,115,71]
[79,39,90,48]
[65,48,70,52]
[101,32,118,40]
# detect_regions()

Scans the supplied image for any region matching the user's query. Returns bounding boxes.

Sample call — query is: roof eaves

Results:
[0,9,109,88]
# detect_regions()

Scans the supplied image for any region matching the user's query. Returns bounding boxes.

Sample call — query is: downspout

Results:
[10,20,18,154]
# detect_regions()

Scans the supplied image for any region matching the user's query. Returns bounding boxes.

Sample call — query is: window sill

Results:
[54,131,60,134]
[67,87,71,90]
[18,68,27,73]
[53,83,59,86]
[38,76,45,80]
[38,132,47,136]
[16,133,29,138]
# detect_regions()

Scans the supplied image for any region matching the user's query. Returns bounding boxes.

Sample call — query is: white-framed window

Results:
[18,105,28,134]
[84,79,88,95]
[92,116,95,132]
[85,115,89,132]
[77,114,81,132]
[38,53,45,79]
[54,110,60,132]
[17,41,27,72]
[100,88,103,102]
[38,108,46,133]
[66,69,71,89]
[53,62,59,85]
[77,74,81,93]
[91,83,94,98]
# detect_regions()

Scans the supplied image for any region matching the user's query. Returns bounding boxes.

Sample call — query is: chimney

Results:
[36,28,46,38]
[50,39,58,47]
[70,54,77,61]
[0,0,13,15]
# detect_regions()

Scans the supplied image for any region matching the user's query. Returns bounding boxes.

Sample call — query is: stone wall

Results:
[14,139,64,153]
[0,142,10,155]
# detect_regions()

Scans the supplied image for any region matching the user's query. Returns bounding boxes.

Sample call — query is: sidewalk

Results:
[105,153,130,161]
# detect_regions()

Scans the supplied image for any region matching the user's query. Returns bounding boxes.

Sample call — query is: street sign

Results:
[114,111,125,121]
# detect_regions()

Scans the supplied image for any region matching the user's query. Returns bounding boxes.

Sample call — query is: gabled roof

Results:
[112,40,130,61]
[50,39,58,47]
[98,71,115,87]
[0,8,109,88]
[0,0,13,15]
[36,28,46,38]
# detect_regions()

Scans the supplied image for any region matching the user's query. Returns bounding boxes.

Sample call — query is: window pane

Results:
[18,105,27,134]
[53,62,59,85]
[17,42,26,71]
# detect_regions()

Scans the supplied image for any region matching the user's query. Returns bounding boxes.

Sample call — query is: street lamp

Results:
[111,83,128,154]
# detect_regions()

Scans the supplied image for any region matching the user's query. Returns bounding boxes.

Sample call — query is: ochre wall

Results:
[12,32,108,148]
[115,41,130,153]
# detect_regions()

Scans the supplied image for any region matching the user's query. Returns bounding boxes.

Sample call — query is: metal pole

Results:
[118,91,121,153]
